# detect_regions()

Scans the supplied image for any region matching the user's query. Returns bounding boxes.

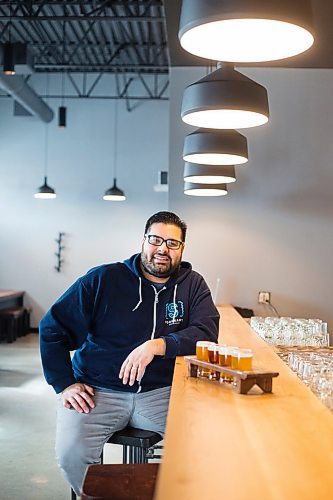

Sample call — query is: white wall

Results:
[168,67,333,331]
[3,68,333,333]
[0,74,169,326]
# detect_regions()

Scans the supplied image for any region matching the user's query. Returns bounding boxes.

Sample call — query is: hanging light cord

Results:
[44,74,50,179]
[61,73,65,106]
[61,9,66,106]
[113,99,118,180]
[44,121,49,179]
[8,2,12,42]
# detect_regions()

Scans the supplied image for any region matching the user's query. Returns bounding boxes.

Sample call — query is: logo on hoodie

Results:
[165,301,184,325]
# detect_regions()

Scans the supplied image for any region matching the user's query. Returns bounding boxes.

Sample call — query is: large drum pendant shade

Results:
[183,128,248,165]
[184,163,236,184]
[179,0,314,63]
[184,181,228,197]
[181,65,269,130]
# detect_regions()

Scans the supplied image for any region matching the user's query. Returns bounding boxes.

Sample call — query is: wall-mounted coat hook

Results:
[55,232,65,272]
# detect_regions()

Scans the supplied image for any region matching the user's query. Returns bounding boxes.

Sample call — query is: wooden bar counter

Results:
[155,305,333,500]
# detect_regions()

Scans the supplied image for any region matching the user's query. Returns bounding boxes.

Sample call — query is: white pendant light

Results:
[179,0,314,63]
[184,163,236,184]
[181,64,269,130]
[184,181,228,197]
[183,128,248,165]
[103,99,126,202]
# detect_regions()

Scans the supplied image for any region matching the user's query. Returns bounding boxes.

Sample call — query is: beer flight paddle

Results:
[185,342,279,395]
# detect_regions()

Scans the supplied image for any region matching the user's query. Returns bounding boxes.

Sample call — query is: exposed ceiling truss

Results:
[0,1,169,102]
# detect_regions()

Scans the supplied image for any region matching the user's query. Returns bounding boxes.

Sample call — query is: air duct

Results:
[0,74,53,123]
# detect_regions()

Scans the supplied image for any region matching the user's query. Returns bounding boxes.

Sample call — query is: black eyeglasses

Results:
[145,234,183,250]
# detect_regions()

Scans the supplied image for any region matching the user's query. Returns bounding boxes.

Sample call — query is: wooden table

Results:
[155,305,333,500]
[0,290,24,310]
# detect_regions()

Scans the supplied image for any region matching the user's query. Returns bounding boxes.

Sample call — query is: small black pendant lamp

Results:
[103,178,126,201]
[58,103,67,128]
[103,99,126,201]
[34,75,56,199]
[3,4,15,75]
[3,42,15,75]
[34,176,56,199]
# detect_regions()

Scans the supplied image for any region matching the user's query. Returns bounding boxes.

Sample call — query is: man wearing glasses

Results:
[39,211,219,495]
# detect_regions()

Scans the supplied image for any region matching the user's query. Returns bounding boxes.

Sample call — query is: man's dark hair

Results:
[144,211,187,242]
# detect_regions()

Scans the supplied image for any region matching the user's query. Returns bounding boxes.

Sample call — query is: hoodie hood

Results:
[123,253,192,286]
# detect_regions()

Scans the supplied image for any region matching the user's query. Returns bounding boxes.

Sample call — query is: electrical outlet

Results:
[258,291,271,304]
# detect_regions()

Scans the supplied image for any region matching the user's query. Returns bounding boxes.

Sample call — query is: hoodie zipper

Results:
[151,285,166,340]
[136,284,166,394]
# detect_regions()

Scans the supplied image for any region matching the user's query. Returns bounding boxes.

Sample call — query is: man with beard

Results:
[39,211,219,496]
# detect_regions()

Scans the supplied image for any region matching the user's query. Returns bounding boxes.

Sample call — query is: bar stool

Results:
[0,307,25,343]
[71,426,162,499]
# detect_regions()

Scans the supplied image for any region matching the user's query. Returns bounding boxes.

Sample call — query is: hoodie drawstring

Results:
[132,277,142,311]
[172,284,178,322]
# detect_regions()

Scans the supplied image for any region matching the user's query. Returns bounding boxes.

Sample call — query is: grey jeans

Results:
[55,386,171,495]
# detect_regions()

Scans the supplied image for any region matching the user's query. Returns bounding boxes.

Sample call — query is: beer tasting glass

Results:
[238,348,253,371]
[231,348,240,385]
[196,340,213,377]
[208,344,220,380]
[221,346,235,383]
[218,344,227,366]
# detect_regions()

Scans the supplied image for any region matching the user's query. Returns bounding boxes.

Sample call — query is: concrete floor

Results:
[0,334,124,500]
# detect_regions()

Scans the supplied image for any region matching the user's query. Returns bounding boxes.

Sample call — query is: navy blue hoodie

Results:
[39,253,219,394]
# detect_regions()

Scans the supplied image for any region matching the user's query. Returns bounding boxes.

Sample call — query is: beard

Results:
[140,250,180,278]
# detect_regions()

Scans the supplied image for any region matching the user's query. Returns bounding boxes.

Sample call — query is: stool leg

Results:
[129,445,134,464]
[143,447,148,463]
[137,447,141,462]
[122,445,128,464]
[8,318,16,343]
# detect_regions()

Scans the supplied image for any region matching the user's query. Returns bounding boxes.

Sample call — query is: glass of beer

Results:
[218,344,227,367]
[231,348,240,385]
[208,344,220,380]
[231,348,240,370]
[238,348,253,371]
[196,341,212,377]
[222,345,235,383]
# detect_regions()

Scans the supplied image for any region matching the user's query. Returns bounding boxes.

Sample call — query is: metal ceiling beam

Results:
[0,1,163,5]
[0,15,164,22]
[34,64,168,72]
[27,41,165,47]
[0,1,169,77]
